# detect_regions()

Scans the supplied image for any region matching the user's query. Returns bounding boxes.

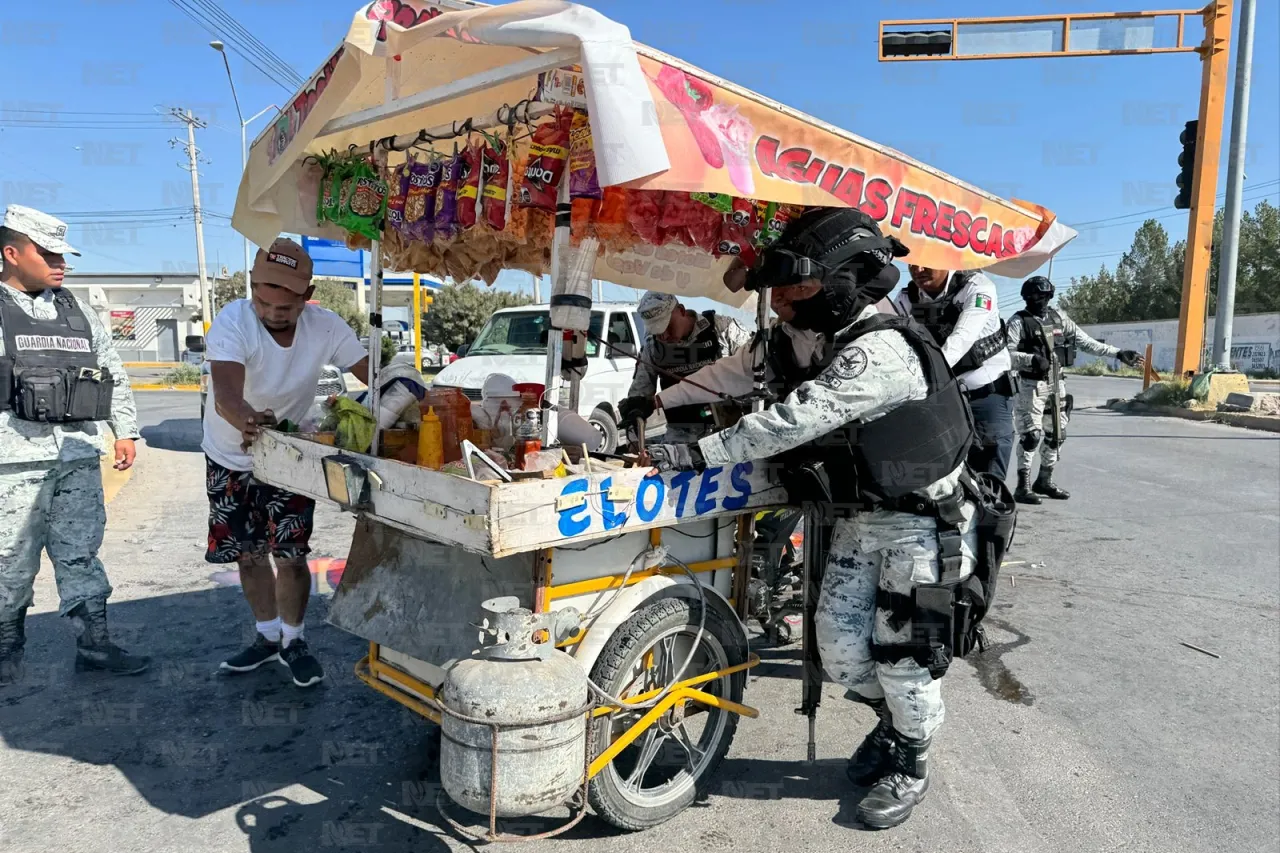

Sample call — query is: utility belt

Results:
[0,362,115,423]
[964,371,1020,401]
[868,469,1018,680]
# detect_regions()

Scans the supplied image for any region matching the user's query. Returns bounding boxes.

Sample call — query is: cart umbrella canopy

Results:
[232,0,1075,309]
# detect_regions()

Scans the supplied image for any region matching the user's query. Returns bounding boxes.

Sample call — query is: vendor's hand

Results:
[619,395,656,425]
[647,443,706,473]
[113,439,136,471]
[1030,354,1052,379]
[723,257,748,293]
[1117,349,1144,369]
[239,408,276,451]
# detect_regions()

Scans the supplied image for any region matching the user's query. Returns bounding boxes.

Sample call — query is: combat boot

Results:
[0,610,27,686]
[1032,466,1070,500]
[847,698,897,786]
[68,598,150,675]
[1014,470,1042,505]
[856,731,932,830]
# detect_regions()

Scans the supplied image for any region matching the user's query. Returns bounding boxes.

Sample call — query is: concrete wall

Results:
[62,274,204,362]
[1077,313,1280,375]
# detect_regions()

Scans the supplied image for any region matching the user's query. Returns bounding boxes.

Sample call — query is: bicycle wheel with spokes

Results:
[586,597,747,831]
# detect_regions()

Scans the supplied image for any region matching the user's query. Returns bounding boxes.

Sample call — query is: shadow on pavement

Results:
[140,418,204,453]
[708,756,871,829]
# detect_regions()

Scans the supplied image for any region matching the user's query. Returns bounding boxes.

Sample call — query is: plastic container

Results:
[417,407,443,469]
[513,410,542,470]
[421,386,472,463]
[512,383,546,415]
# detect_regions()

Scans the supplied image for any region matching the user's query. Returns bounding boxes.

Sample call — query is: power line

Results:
[165,0,303,93]
[1067,177,1280,229]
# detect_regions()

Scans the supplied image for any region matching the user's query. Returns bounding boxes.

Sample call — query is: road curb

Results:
[132,383,200,392]
[1105,400,1280,433]
[123,361,181,368]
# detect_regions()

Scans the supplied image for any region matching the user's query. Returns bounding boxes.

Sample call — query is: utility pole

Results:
[170,109,212,334]
[1212,0,1256,369]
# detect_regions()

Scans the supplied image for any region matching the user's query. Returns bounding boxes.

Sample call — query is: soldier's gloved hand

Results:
[1029,355,1052,379]
[647,443,706,473]
[1117,349,1144,368]
[618,395,656,425]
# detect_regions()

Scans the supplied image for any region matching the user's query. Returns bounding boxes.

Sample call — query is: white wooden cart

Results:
[253,428,785,829]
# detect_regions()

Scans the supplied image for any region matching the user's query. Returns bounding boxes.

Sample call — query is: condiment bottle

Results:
[513,409,542,470]
[417,407,444,469]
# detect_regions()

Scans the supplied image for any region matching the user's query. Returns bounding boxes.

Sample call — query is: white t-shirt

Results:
[201,300,366,471]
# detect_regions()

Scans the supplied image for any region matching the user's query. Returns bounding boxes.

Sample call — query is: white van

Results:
[430,302,645,452]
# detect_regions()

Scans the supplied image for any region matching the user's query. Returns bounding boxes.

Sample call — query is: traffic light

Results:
[1174,119,1198,210]
[880,28,952,58]
[420,293,433,321]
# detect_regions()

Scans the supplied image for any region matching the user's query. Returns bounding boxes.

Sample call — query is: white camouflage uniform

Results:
[628,311,752,443]
[1006,306,1118,474]
[0,282,139,621]
[663,306,977,741]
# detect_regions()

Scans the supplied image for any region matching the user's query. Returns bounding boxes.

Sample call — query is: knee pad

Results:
[1020,429,1043,452]
[1045,431,1064,449]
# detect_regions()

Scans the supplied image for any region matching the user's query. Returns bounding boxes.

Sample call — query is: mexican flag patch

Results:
[974,294,993,311]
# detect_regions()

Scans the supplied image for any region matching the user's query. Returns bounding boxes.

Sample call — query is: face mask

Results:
[1025,295,1051,315]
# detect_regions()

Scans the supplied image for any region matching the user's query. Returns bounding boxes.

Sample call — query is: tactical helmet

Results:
[744,207,908,291]
[1022,275,1054,301]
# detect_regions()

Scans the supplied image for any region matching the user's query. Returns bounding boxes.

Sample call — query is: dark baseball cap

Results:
[251,237,313,294]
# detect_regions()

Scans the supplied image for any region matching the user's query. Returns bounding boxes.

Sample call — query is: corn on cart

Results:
[233,0,1074,838]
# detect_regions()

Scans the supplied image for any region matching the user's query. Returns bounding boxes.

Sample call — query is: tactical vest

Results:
[653,310,724,427]
[1014,306,1075,375]
[0,287,115,423]
[906,272,1007,374]
[768,314,975,509]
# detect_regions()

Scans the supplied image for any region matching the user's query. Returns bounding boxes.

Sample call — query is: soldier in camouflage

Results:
[1007,276,1143,503]
[648,208,978,830]
[0,205,149,685]
[618,291,752,443]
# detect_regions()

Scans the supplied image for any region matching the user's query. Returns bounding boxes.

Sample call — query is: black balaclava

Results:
[789,264,900,336]
[770,207,907,336]
[1021,275,1054,318]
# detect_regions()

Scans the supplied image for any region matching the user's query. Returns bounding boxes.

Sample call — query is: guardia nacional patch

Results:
[816,345,868,388]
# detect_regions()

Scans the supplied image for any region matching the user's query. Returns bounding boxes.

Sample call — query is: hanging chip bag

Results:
[518,107,573,210]
[568,109,601,199]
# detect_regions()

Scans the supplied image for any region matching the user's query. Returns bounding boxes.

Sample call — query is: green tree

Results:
[311,278,368,337]
[1058,199,1279,323]
[212,271,245,313]
[421,282,533,351]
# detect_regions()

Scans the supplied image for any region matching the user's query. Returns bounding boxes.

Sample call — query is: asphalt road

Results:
[1,380,1276,853]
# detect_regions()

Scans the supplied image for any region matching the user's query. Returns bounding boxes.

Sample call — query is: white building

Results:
[62,272,204,363]
[1077,312,1280,375]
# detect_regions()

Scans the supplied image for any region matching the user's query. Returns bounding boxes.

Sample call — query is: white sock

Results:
[281,621,304,649]
[256,618,282,644]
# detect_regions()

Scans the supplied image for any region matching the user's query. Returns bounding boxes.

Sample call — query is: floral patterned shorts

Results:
[205,457,315,563]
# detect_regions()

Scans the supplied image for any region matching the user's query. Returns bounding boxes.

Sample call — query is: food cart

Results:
[232,0,1074,838]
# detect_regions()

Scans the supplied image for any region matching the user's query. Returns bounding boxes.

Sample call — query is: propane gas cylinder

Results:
[439,597,588,819]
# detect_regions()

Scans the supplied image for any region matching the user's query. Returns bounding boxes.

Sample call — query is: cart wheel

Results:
[587,597,747,831]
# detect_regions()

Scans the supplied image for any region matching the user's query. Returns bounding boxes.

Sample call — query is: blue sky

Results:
[2,0,1276,316]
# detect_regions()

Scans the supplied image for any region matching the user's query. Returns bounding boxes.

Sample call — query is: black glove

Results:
[647,443,706,473]
[618,395,656,425]
[1117,349,1143,368]
[1029,354,1052,379]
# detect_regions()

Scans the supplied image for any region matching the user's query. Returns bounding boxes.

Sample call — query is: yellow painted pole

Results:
[412,272,422,373]
[1174,0,1233,377]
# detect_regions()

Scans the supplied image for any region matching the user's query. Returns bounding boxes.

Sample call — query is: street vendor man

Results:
[645,208,989,829]
[617,290,752,442]
[890,263,1018,482]
[203,238,368,688]
[1007,275,1143,504]
[0,204,148,684]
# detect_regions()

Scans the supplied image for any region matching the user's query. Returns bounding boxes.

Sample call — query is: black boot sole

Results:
[1014,493,1042,505]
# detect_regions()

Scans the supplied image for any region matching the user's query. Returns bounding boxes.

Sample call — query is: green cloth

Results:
[330,397,376,453]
